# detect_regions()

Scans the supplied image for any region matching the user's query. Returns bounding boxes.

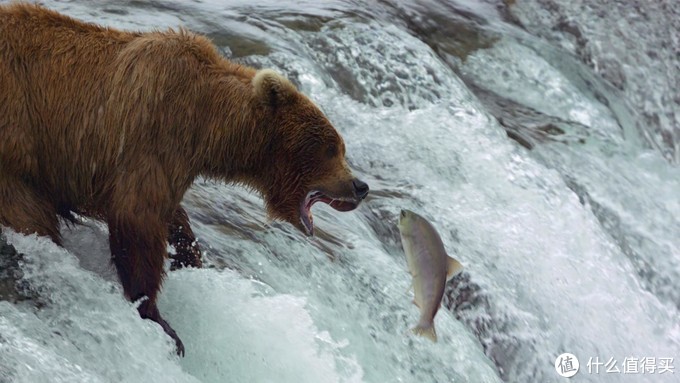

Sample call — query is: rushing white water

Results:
[1,1,678,382]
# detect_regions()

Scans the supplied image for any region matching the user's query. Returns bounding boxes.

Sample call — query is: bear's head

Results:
[252,69,369,236]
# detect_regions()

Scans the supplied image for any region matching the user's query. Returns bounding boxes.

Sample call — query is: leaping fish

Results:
[398,209,463,342]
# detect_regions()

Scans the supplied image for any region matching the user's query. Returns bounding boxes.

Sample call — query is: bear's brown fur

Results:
[0,3,368,355]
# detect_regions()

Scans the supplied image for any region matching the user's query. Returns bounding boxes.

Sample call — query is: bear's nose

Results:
[352,178,369,200]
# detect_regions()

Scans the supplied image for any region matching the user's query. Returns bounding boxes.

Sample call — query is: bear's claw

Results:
[158,316,186,357]
[138,299,185,356]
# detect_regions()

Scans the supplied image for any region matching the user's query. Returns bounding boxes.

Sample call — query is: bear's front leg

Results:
[108,211,185,356]
[107,163,185,356]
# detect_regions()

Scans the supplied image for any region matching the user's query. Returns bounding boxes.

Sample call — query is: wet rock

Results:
[0,232,33,303]
[465,82,588,150]
[444,272,545,382]
[275,13,334,32]
[380,1,499,63]
[205,31,270,58]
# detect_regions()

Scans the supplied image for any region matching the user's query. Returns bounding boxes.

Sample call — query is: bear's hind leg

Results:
[0,171,61,244]
[168,206,202,270]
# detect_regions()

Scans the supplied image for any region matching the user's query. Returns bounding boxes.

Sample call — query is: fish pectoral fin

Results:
[446,257,464,281]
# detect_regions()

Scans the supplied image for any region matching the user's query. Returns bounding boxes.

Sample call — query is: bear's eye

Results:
[325,143,338,159]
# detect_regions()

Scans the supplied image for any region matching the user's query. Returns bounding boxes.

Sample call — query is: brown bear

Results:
[0,3,368,355]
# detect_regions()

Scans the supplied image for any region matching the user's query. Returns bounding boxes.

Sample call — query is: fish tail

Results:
[411,322,437,342]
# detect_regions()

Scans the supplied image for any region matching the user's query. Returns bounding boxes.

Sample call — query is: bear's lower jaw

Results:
[299,190,361,236]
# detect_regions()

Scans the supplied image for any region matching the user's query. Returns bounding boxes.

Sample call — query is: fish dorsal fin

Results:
[446,257,464,280]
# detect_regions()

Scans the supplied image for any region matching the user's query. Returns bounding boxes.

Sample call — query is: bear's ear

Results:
[252,69,297,107]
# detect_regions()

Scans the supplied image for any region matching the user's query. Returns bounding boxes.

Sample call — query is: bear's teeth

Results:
[300,211,313,236]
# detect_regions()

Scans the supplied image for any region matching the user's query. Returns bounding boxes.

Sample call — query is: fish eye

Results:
[400,210,406,218]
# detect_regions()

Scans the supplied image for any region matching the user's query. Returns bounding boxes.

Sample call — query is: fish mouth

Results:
[299,190,361,236]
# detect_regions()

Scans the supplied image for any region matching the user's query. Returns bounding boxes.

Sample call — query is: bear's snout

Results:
[352,178,369,200]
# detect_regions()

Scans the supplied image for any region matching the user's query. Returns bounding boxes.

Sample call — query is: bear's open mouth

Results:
[299,190,360,236]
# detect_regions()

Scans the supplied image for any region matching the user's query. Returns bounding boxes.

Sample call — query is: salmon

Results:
[398,209,463,342]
